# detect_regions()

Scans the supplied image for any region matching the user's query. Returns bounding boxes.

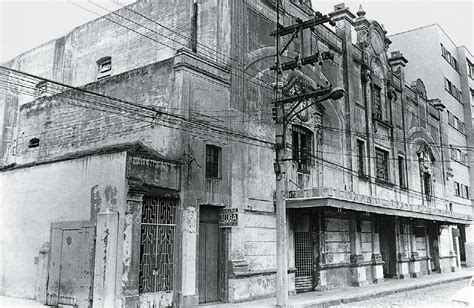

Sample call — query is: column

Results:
[371,216,384,283]
[93,208,120,308]
[121,192,143,307]
[409,222,421,278]
[350,213,368,286]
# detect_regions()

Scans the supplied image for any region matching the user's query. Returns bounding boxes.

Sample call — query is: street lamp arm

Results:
[283,87,345,125]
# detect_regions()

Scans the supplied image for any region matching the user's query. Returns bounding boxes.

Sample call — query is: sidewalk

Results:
[0,296,45,307]
[201,268,474,308]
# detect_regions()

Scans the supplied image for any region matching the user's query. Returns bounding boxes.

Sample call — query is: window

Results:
[440,44,459,72]
[357,140,365,176]
[450,145,467,164]
[445,78,453,93]
[97,56,112,80]
[455,182,461,197]
[28,138,40,148]
[35,81,48,98]
[372,86,382,120]
[464,185,470,199]
[206,145,221,179]
[423,172,432,201]
[398,156,406,188]
[292,126,313,173]
[139,196,176,293]
[375,147,389,182]
[444,78,462,102]
[263,0,282,9]
[447,111,465,133]
[468,59,474,79]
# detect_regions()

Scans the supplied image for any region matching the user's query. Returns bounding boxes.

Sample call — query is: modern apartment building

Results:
[390,24,474,267]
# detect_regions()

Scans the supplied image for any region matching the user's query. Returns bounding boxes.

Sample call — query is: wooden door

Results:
[47,221,95,308]
[379,217,397,278]
[198,207,223,303]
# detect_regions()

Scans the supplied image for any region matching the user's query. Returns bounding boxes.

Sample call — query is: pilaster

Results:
[121,192,144,307]
[349,214,369,286]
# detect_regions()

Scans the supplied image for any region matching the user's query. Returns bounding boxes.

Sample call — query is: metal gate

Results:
[295,231,314,291]
[294,212,318,293]
[46,220,95,307]
[139,196,176,293]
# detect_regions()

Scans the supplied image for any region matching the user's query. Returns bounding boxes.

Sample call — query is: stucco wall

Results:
[0,152,127,299]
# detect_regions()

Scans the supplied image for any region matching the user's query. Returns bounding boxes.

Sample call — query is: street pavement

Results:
[0,296,44,307]
[332,279,468,307]
[201,268,474,307]
[0,269,472,307]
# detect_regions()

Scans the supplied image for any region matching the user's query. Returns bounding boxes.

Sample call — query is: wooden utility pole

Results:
[271,4,338,306]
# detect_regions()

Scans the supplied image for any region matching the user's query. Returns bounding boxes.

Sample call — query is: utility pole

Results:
[271,4,341,306]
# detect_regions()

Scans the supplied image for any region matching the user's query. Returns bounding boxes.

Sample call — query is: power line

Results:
[4,71,474,156]
[0,67,276,148]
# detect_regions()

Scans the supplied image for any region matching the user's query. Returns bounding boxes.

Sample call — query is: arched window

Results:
[418,145,435,202]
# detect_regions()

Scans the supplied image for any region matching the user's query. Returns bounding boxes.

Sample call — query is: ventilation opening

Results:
[28,138,40,148]
[96,56,112,80]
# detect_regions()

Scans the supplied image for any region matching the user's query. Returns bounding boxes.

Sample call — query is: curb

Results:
[297,274,472,307]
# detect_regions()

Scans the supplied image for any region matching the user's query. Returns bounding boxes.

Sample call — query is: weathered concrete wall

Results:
[0,152,127,299]
[13,59,178,166]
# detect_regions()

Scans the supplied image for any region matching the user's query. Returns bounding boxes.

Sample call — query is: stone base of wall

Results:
[466,243,474,267]
[439,256,455,273]
[320,265,352,289]
[227,271,296,303]
[397,259,410,279]
[139,292,173,307]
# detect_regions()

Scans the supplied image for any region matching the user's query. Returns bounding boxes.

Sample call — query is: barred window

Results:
[373,86,382,120]
[206,145,221,179]
[375,147,389,182]
[292,126,313,173]
[139,196,176,293]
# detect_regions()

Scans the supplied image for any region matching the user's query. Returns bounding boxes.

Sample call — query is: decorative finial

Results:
[357,4,366,17]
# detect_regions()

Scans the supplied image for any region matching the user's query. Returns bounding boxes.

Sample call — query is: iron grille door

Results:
[139,196,176,294]
[294,231,314,292]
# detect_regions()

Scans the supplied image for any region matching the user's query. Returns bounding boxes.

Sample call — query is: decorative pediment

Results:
[412,78,427,99]
[417,143,435,163]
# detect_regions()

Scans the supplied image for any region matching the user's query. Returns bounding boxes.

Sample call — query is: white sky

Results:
[0,0,472,63]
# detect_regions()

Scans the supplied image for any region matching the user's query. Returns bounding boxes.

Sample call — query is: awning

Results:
[286,189,472,225]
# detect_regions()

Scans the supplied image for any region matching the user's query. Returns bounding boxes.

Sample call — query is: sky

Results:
[0,0,472,63]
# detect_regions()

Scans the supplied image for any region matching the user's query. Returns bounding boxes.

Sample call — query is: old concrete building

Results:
[389,24,474,267]
[0,1,472,307]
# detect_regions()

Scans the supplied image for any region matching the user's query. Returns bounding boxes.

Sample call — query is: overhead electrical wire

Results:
[1,1,472,208]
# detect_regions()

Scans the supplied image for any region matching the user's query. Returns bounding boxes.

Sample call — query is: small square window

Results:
[206,145,221,179]
[97,56,112,80]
